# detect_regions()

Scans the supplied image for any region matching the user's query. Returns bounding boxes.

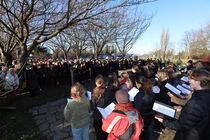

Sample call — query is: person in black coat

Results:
[91,75,109,140]
[129,65,142,88]
[134,75,155,140]
[155,69,210,140]
[26,65,40,97]
[155,69,170,104]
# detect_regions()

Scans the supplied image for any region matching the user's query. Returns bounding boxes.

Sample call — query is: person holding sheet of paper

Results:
[155,69,170,104]
[102,89,143,140]
[91,75,110,140]
[134,75,155,140]
[168,91,192,106]
[64,82,90,140]
[155,69,210,140]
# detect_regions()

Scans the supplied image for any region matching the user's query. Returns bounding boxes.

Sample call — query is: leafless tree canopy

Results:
[114,8,152,58]
[181,22,210,59]
[160,29,169,62]
[0,0,156,68]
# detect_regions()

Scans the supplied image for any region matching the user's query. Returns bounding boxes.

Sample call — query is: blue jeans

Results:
[71,124,89,140]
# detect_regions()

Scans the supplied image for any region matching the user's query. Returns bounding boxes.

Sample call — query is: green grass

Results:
[170,59,199,66]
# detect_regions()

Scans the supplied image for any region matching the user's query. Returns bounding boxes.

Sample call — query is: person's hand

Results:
[167,92,174,97]
[155,114,164,123]
[174,106,182,112]
[177,94,185,99]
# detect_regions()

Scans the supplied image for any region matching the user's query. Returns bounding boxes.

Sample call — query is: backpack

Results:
[112,110,136,140]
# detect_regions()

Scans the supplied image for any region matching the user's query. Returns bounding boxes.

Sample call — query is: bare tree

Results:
[0,31,17,65]
[182,22,210,59]
[160,29,169,62]
[114,8,152,58]
[48,33,71,60]
[64,26,89,59]
[46,42,61,59]
[85,14,117,58]
[0,0,155,74]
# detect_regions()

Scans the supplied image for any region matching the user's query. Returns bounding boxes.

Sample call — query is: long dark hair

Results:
[107,73,121,92]
[136,75,153,94]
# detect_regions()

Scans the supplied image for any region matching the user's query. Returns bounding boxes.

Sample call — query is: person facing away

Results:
[155,68,210,140]
[134,75,155,140]
[91,75,109,140]
[102,89,144,140]
[64,82,90,140]
[120,72,133,92]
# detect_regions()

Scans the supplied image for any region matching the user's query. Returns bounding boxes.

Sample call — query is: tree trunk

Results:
[16,52,29,89]
[94,53,99,59]
[63,51,68,60]
[1,53,13,67]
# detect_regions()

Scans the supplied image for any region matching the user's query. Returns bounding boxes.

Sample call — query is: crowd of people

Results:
[0,57,170,97]
[63,58,210,140]
[1,57,210,140]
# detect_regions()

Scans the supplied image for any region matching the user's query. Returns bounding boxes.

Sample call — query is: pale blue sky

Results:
[129,0,210,55]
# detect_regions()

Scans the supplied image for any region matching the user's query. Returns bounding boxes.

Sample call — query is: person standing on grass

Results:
[64,82,90,140]
[155,69,210,140]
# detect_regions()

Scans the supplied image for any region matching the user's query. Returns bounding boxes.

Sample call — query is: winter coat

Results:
[102,102,144,140]
[155,80,170,104]
[134,88,155,127]
[91,87,111,121]
[163,89,210,140]
[4,73,19,90]
[64,95,90,129]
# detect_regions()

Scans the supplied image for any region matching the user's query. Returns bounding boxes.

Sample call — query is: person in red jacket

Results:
[102,89,144,140]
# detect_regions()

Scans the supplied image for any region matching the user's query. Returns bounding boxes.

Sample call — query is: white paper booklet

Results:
[181,76,189,83]
[86,91,92,100]
[67,98,71,103]
[152,101,175,118]
[128,87,139,101]
[176,85,191,95]
[165,83,181,95]
[97,102,116,119]
[182,84,193,91]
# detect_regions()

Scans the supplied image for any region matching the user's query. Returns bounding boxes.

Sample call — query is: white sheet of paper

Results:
[181,76,189,83]
[152,101,175,118]
[176,85,191,95]
[67,98,71,103]
[128,87,139,101]
[86,91,92,100]
[165,83,181,95]
[97,107,107,119]
[97,102,116,119]
[182,84,193,91]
